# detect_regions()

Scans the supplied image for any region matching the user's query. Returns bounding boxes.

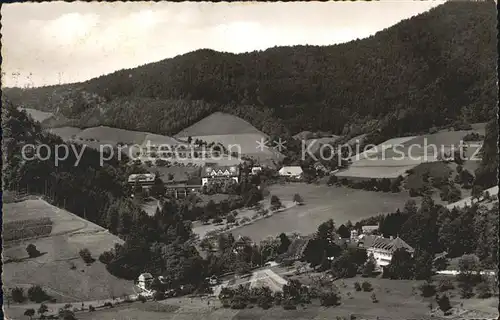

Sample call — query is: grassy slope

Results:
[2,199,134,302]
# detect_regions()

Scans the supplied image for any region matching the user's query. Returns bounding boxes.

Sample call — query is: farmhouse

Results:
[138,273,154,290]
[128,173,156,187]
[201,165,240,186]
[359,235,414,268]
[278,166,304,180]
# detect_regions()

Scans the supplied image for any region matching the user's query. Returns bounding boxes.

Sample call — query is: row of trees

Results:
[218,279,341,310]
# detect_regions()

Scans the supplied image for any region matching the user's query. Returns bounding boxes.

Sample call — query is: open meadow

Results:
[336,124,487,180]
[229,184,412,241]
[21,107,55,122]
[2,199,135,305]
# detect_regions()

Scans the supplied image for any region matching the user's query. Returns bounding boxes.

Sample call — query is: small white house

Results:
[278,166,303,179]
[138,273,154,290]
[251,166,263,175]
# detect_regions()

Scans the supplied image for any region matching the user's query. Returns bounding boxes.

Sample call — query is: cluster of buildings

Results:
[127,163,307,199]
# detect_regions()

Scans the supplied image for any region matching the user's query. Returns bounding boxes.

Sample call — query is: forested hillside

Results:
[3,1,497,138]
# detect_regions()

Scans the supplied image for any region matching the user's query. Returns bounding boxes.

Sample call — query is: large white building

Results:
[201,165,240,186]
[128,173,156,186]
[278,166,304,179]
[359,235,414,268]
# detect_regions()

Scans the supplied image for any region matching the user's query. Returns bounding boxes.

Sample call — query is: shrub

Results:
[88,305,95,312]
[419,281,436,297]
[24,308,35,319]
[79,248,95,264]
[213,217,223,224]
[138,294,147,303]
[28,285,50,303]
[459,281,474,299]
[320,290,341,307]
[361,281,373,292]
[270,195,283,211]
[226,214,236,224]
[26,244,41,258]
[476,281,492,299]
[293,193,304,204]
[103,302,114,308]
[370,293,378,303]
[153,290,165,301]
[98,251,114,265]
[436,294,451,312]
[11,287,25,303]
[354,282,361,291]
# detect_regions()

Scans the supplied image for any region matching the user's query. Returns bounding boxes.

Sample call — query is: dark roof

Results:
[360,235,414,253]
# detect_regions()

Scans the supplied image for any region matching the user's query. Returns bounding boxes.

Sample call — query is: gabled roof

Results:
[365,236,414,253]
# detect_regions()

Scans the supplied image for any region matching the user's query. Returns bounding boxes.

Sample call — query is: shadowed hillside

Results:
[3,1,497,139]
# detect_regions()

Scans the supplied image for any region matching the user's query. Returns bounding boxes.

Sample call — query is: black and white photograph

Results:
[1,1,499,319]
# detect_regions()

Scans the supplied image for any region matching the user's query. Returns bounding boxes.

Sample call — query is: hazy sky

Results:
[1,1,445,88]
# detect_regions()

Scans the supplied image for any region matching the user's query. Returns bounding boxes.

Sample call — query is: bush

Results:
[476,281,492,299]
[354,282,361,291]
[419,281,436,297]
[79,248,95,264]
[138,295,147,303]
[320,290,341,307]
[459,281,474,299]
[370,293,378,303]
[213,217,223,224]
[88,305,95,312]
[98,251,114,265]
[361,281,373,292]
[26,244,41,258]
[270,195,283,211]
[153,291,165,301]
[24,309,35,318]
[436,294,451,312]
[11,287,25,303]
[293,193,304,204]
[28,285,50,303]
[226,214,236,224]
[103,302,114,308]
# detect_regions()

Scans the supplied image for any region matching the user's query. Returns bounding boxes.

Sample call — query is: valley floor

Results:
[229,183,412,241]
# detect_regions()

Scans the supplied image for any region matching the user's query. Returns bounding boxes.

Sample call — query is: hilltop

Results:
[176,112,265,137]
[3,1,497,140]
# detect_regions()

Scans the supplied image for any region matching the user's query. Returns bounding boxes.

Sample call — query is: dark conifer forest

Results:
[3,1,497,139]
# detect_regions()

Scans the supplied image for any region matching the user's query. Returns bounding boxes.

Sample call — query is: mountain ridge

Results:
[2,1,497,139]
